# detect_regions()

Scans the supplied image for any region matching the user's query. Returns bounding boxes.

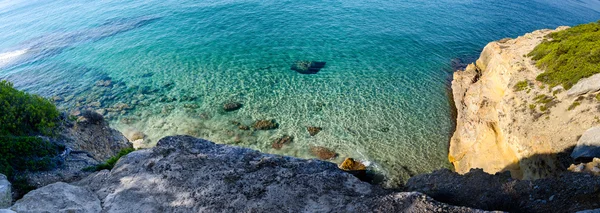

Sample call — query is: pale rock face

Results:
[0,174,10,208]
[10,182,101,213]
[567,73,600,97]
[450,26,600,179]
[571,127,600,159]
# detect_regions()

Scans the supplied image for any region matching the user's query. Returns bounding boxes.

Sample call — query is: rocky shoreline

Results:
[3,26,600,212]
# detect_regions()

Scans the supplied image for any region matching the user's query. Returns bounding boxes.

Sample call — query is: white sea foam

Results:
[0,48,28,68]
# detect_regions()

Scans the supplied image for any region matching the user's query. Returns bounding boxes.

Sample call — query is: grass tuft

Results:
[514,80,530,92]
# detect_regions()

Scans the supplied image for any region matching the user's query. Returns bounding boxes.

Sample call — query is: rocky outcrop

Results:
[20,111,133,192]
[571,127,600,160]
[61,111,133,161]
[567,73,600,97]
[15,136,484,212]
[0,175,10,208]
[10,182,101,213]
[406,169,600,212]
[450,26,600,179]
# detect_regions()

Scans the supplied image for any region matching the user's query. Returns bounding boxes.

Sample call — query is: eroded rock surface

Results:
[0,175,10,208]
[406,169,600,213]
[59,136,488,212]
[450,26,600,179]
[62,111,133,161]
[10,182,101,213]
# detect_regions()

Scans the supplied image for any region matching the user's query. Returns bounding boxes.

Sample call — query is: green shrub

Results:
[0,136,63,178]
[84,148,135,172]
[529,20,600,89]
[534,95,554,104]
[514,80,529,92]
[596,93,600,101]
[0,80,60,136]
[568,101,581,111]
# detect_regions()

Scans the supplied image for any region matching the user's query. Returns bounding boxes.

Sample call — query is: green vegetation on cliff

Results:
[529,20,600,89]
[83,147,135,172]
[0,80,63,196]
[0,136,63,178]
[0,80,60,136]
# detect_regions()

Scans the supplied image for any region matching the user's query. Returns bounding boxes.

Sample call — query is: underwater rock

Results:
[199,112,212,120]
[339,158,367,171]
[184,103,199,109]
[253,119,278,130]
[291,61,326,74]
[310,146,337,160]
[339,158,369,182]
[88,101,101,108]
[95,80,112,87]
[272,135,293,150]
[108,102,131,112]
[223,102,243,111]
[307,126,322,136]
[124,129,145,141]
[52,96,63,102]
[238,125,250,131]
[94,108,106,116]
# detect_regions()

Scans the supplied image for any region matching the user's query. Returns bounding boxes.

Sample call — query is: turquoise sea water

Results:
[1,0,599,187]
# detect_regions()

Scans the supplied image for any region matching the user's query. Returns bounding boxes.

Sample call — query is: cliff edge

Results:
[450,26,600,179]
[5,136,486,213]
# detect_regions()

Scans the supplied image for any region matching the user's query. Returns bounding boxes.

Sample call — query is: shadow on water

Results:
[408,145,600,213]
[0,16,161,70]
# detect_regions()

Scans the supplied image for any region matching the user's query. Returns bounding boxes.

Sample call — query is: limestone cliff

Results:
[450,27,600,179]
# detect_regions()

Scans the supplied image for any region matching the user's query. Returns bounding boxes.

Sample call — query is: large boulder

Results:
[0,174,10,208]
[10,182,101,213]
[571,127,600,160]
[72,135,486,212]
[567,73,600,97]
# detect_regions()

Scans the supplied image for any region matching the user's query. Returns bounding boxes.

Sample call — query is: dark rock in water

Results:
[272,135,293,150]
[230,121,241,126]
[310,146,337,160]
[291,61,326,74]
[253,119,278,130]
[307,126,322,136]
[141,73,154,78]
[450,58,468,71]
[223,102,243,112]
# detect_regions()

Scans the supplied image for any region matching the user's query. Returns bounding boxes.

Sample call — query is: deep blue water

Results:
[0,0,599,186]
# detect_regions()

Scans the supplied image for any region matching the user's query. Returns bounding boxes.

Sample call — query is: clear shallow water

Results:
[0,0,599,187]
